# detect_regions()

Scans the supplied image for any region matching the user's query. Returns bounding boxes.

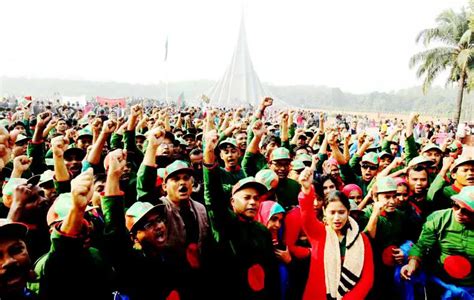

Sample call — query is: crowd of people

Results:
[0,96,472,299]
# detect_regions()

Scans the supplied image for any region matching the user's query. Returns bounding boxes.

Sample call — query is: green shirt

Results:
[409,209,474,287]
[203,165,280,300]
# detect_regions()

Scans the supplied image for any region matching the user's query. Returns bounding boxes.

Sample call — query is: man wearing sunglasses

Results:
[401,186,474,298]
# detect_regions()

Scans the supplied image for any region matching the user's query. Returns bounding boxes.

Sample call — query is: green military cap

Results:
[291,160,306,171]
[451,156,474,172]
[232,177,268,196]
[295,153,312,163]
[15,134,30,145]
[421,143,442,153]
[125,202,166,232]
[2,178,27,197]
[255,169,279,191]
[361,152,379,165]
[270,147,291,161]
[451,186,474,212]
[46,193,98,226]
[408,156,434,168]
[376,177,397,194]
[218,138,238,149]
[164,160,193,182]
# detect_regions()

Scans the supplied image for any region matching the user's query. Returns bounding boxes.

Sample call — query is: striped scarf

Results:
[324,217,364,300]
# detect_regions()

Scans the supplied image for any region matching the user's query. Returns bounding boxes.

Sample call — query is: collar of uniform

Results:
[225,165,241,172]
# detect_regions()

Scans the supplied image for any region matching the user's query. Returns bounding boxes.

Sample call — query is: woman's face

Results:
[313,196,324,213]
[266,212,284,233]
[323,179,337,196]
[348,190,363,204]
[396,185,409,204]
[324,201,349,232]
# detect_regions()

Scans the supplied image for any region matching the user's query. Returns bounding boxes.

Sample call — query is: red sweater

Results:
[299,189,374,300]
[284,207,312,260]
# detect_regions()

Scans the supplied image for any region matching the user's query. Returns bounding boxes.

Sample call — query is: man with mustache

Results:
[203,129,279,300]
[137,128,209,297]
[0,220,36,300]
[428,156,474,211]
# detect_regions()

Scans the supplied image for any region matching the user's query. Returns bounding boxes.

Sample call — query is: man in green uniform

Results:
[217,137,246,195]
[428,156,474,211]
[401,186,474,298]
[203,129,280,300]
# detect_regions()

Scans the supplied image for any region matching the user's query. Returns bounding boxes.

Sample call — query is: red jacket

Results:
[299,189,374,300]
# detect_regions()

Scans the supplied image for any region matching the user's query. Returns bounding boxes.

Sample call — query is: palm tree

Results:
[409,8,472,126]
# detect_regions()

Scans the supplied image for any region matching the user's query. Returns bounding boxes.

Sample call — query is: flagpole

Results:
[164,36,169,105]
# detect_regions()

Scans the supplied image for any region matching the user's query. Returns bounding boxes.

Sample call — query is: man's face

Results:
[164,172,193,203]
[56,120,67,132]
[295,148,309,156]
[452,203,473,225]
[184,137,196,149]
[134,212,168,250]
[296,137,307,147]
[12,142,27,157]
[65,155,83,178]
[423,149,442,166]
[408,169,428,195]
[453,163,474,187]
[76,137,92,151]
[378,192,397,213]
[219,146,240,168]
[390,144,399,156]
[157,139,174,157]
[231,187,261,220]
[269,160,291,179]
[190,153,203,171]
[360,163,378,182]
[13,125,25,134]
[235,133,247,151]
[379,156,393,170]
[0,238,31,296]
[136,137,145,151]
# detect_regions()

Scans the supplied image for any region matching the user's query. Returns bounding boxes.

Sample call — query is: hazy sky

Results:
[0,0,468,93]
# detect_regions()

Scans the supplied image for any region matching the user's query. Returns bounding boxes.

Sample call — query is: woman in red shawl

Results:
[298,168,374,300]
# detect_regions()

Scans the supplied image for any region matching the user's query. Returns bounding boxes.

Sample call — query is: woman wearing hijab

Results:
[256,201,290,300]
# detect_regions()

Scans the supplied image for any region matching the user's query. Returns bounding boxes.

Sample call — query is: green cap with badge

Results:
[164,160,193,182]
[218,138,238,149]
[255,169,279,191]
[376,177,398,194]
[361,152,379,165]
[451,186,474,212]
[232,177,268,195]
[270,147,291,161]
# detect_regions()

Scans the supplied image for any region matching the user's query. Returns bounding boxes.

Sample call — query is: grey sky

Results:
[0,0,468,93]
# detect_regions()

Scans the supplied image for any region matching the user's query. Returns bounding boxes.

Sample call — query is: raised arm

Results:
[298,168,325,242]
[364,197,386,239]
[61,168,94,236]
[203,129,232,242]
[51,136,70,183]
[87,119,116,165]
[136,128,164,203]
